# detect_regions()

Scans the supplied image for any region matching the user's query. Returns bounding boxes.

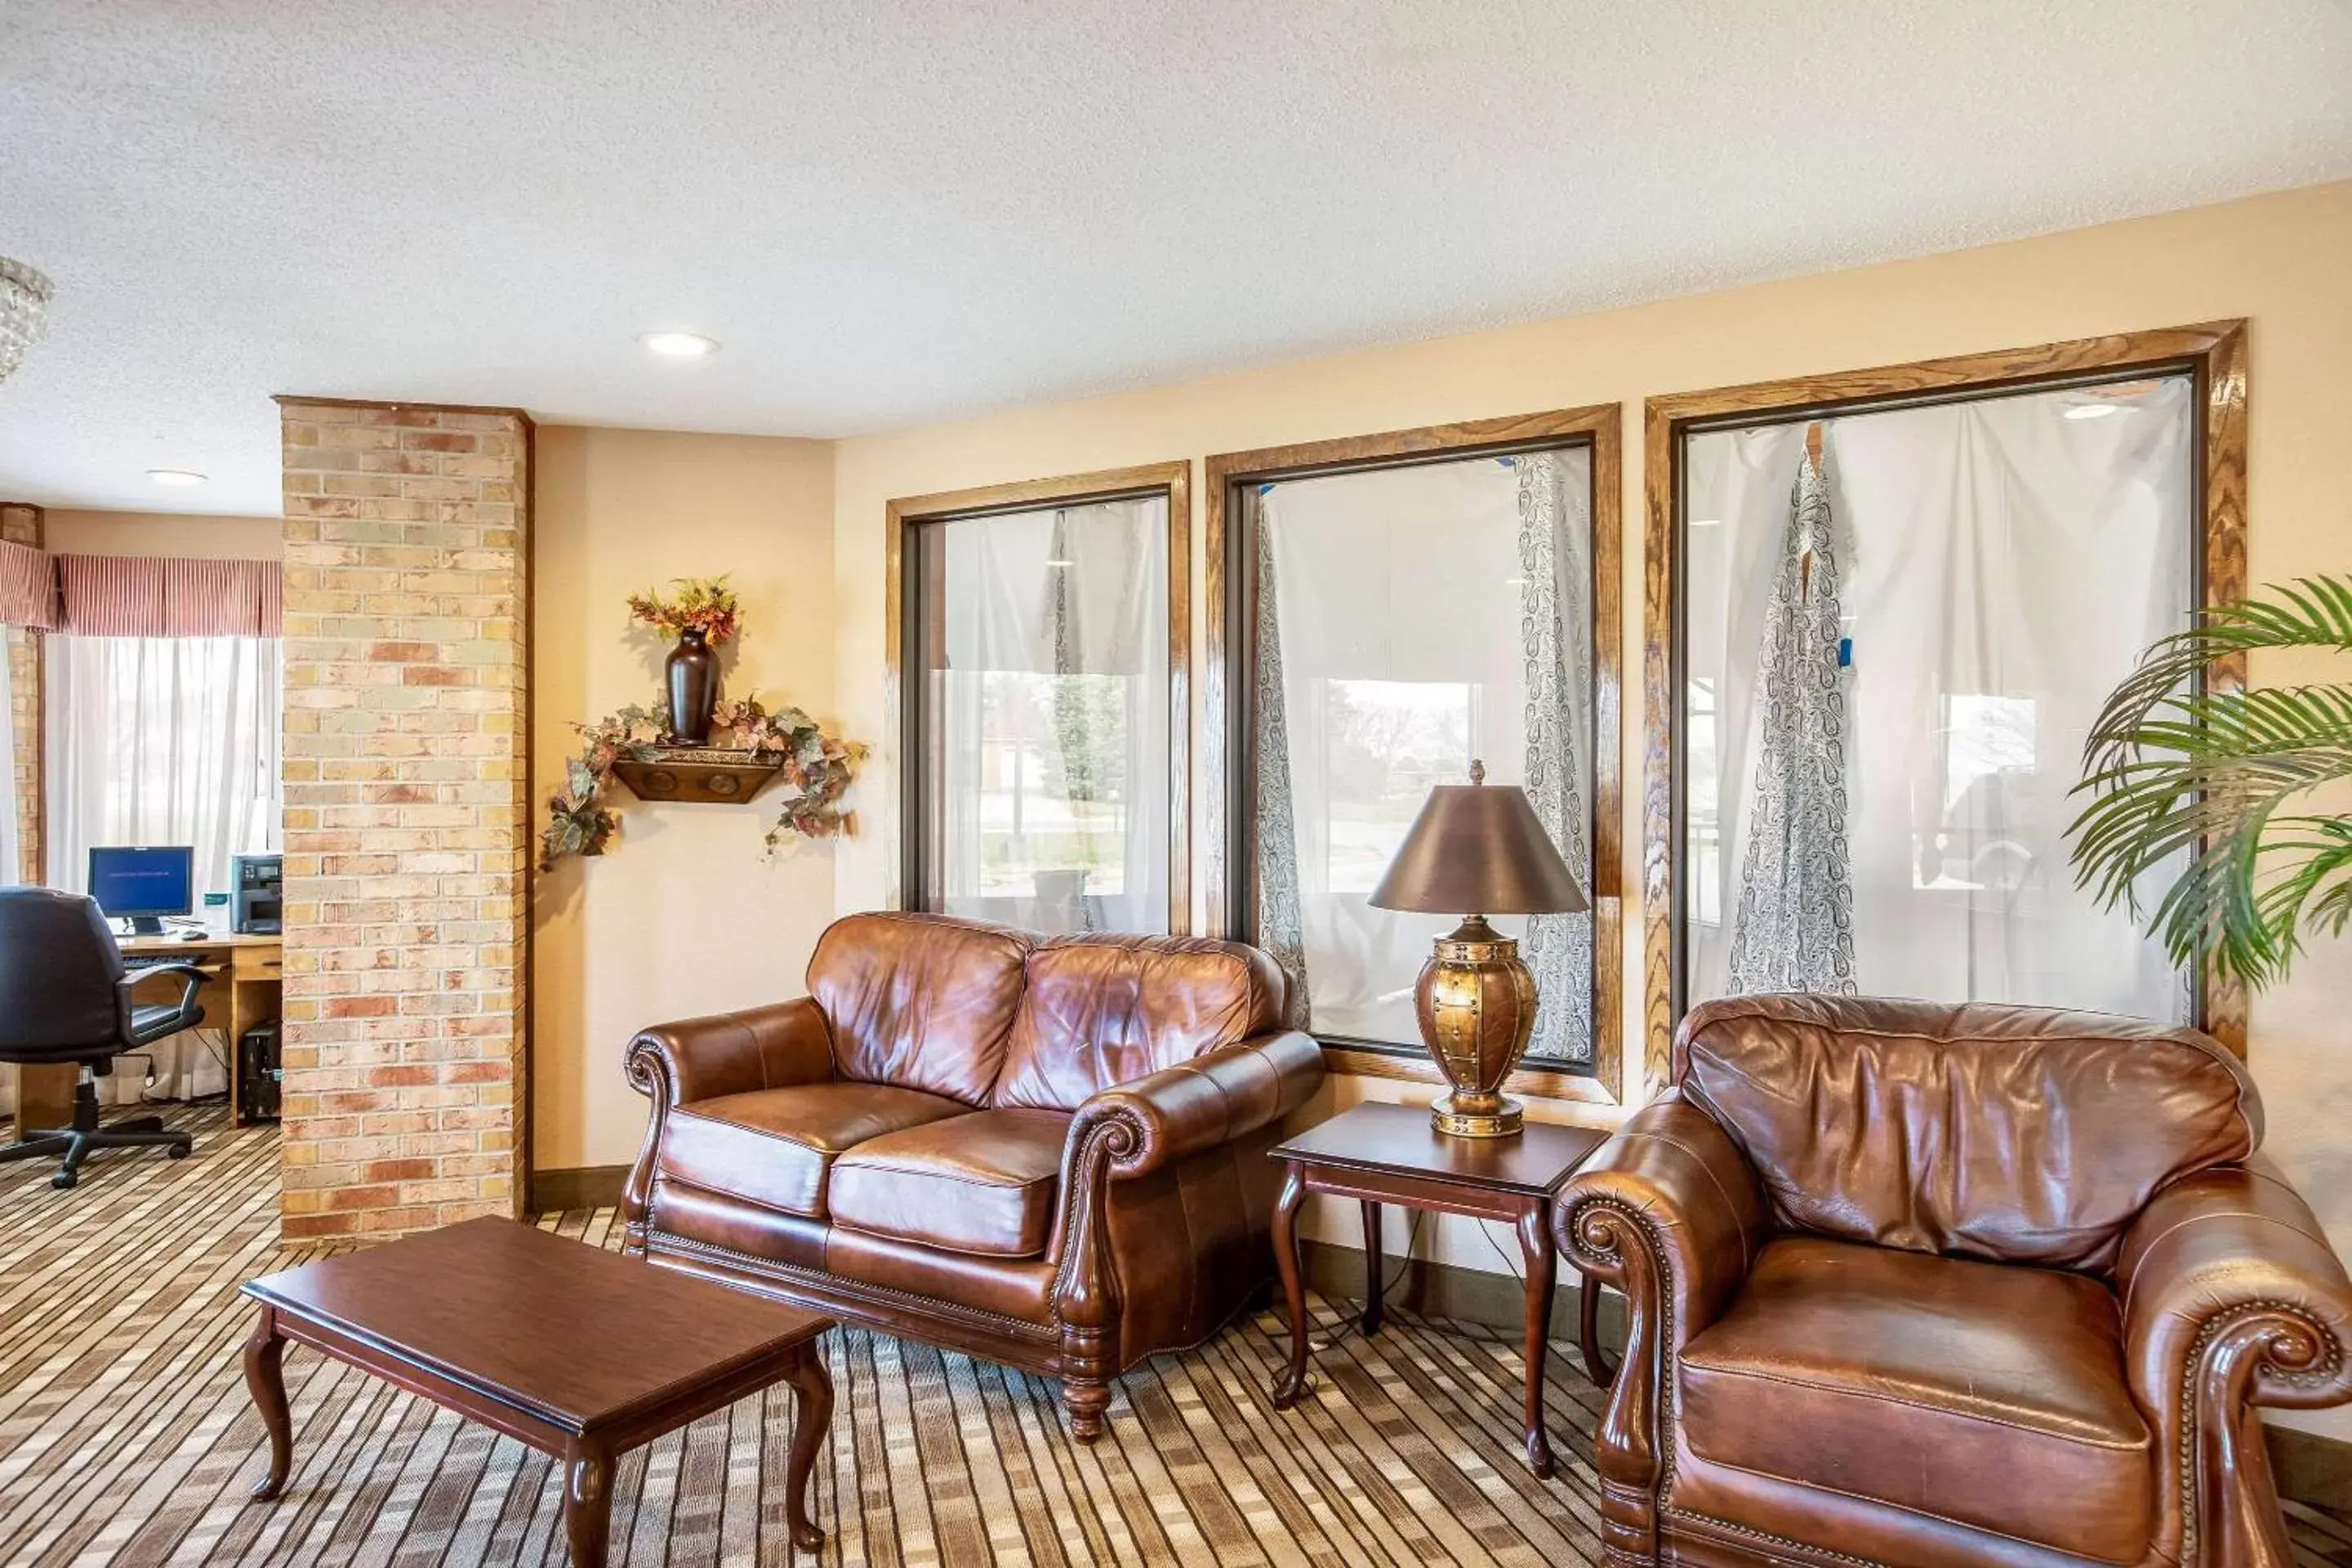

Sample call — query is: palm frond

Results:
[2069,575,2352,990]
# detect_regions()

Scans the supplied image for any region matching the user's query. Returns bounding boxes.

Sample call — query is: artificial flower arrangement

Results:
[541,694,862,867]
[625,574,741,645]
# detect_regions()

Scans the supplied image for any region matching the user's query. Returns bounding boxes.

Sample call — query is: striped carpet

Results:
[0,1107,2347,1567]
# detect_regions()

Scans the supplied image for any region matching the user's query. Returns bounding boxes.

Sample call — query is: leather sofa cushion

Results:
[992,934,1285,1111]
[808,911,1035,1105]
[1677,994,2258,1271]
[830,1108,1071,1258]
[1679,1236,2153,1564]
[657,1082,968,1218]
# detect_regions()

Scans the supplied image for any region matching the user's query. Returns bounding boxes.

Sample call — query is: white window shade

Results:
[1683,376,2195,1020]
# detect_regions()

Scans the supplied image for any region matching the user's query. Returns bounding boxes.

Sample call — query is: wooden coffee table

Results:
[241,1217,834,1566]
[1267,1101,1610,1478]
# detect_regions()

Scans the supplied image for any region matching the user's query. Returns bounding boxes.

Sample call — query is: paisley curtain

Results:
[1726,454,1859,995]
[1516,451,1595,1061]
[1251,507,1312,1028]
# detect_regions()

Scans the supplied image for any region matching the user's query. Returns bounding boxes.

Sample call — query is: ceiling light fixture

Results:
[639,331,719,359]
[1044,559,1074,568]
[0,257,54,385]
[147,469,208,488]
[1690,517,1722,528]
[2065,403,2121,421]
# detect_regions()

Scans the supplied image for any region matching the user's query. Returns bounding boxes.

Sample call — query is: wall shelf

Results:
[609,747,785,805]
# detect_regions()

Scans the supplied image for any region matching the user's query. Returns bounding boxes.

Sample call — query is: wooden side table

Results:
[1267,1102,1610,1478]
[242,1217,834,1565]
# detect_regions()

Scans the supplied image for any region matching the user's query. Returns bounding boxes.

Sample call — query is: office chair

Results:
[0,887,200,1189]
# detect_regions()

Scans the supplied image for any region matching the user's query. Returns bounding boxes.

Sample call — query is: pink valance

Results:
[56,554,283,638]
[0,539,56,629]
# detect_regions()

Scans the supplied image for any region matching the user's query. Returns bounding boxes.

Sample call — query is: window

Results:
[1678,373,2198,1020]
[46,634,283,897]
[1218,429,1610,1078]
[894,467,1186,935]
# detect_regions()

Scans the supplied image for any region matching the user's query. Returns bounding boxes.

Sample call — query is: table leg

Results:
[563,1436,613,1568]
[1267,1162,1311,1410]
[243,1305,293,1500]
[783,1341,833,1551]
[1517,1202,1557,1480]
[1579,1273,1619,1387]
[1358,1198,1383,1336]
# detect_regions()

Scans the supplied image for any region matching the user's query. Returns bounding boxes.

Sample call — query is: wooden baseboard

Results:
[516,1183,2349,1512]
[528,1163,628,1214]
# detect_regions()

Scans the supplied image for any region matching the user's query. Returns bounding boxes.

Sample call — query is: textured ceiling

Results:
[2,1,2350,517]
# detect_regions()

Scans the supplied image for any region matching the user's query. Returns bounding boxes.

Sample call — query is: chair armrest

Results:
[622,997,835,1110]
[1556,1091,1771,1350]
[1062,1028,1325,1183]
[118,964,208,1044]
[2120,1159,2352,1419]
[1555,1091,1771,1539]
[2116,1160,2352,1566]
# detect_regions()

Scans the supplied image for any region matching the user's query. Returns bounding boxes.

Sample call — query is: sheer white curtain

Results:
[1258,450,1594,1059]
[925,497,1169,934]
[45,634,283,1099]
[1686,377,2194,1020]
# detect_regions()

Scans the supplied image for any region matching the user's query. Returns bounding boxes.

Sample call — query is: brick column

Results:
[277,399,532,1238]
[1,502,42,882]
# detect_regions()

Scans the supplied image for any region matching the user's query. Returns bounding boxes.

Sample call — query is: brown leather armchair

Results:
[621,911,1322,1441]
[1557,995,2352,1568]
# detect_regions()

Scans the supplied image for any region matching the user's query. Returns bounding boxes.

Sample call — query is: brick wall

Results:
[277,399,532,1238]
[1,502,41,882]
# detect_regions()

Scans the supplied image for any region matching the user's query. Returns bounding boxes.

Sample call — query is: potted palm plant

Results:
[2071,576,2352,987]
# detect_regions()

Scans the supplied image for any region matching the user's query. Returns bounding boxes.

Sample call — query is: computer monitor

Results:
[87,845,195,936]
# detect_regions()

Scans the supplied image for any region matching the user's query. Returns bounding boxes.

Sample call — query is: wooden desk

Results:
[10,932,282,1134]
[1267,1102,1610,1478]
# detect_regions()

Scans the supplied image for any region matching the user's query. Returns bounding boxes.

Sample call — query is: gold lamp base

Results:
[1413,914,1538,1141]
[1432,1092,1526,1139]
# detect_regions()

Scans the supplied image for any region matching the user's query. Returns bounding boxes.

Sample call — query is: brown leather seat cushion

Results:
[829,1108,1071,1258]
[657,1083,967,1218]
[1679,1236,2153,1564]
[992,933,1285,1111]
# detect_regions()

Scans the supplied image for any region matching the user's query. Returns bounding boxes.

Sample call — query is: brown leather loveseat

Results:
[1558,995,2352,1567]
[622,911,1322,1440]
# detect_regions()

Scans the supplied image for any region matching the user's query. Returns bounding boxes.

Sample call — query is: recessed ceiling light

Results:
[1690,517,1722,528]
[147,469,207,487]
[1043,559,1074,568]
[639,331,719,359]
[2065,403,2120,421]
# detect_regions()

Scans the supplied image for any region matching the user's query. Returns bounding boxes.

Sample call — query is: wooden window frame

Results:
[1205,407,1627,1106]
[884,461,1193,934]
[1642,321,2250,1092]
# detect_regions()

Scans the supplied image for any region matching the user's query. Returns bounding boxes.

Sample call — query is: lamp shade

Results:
[1368,766,1588,916]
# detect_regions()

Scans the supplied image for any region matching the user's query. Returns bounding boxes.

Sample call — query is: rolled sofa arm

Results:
[622,997,835,1110]
[1557,1090,1771,1351]
[2117,1160,2352,1566]
[1555,1091,1771,1554]
[1062,1028,1325,1183]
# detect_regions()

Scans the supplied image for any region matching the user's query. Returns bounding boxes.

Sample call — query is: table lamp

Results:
[1368,760,1588,1138]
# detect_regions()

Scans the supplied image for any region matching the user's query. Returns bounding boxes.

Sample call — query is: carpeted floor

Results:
[2,1107,2350,1567]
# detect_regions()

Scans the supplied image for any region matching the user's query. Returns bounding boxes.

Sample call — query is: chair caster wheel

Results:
[51,1170,77,1191]
[168,1143,192,1160]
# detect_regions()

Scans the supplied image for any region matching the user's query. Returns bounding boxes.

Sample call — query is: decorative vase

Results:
[665,628,718,745]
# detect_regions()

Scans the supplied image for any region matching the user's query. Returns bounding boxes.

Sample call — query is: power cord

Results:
[1266,1207,1428,1356]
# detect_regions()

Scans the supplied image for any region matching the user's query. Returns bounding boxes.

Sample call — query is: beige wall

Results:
[532,426,837,1173]
[828,180,2352,1427]
[44,508,283,560]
